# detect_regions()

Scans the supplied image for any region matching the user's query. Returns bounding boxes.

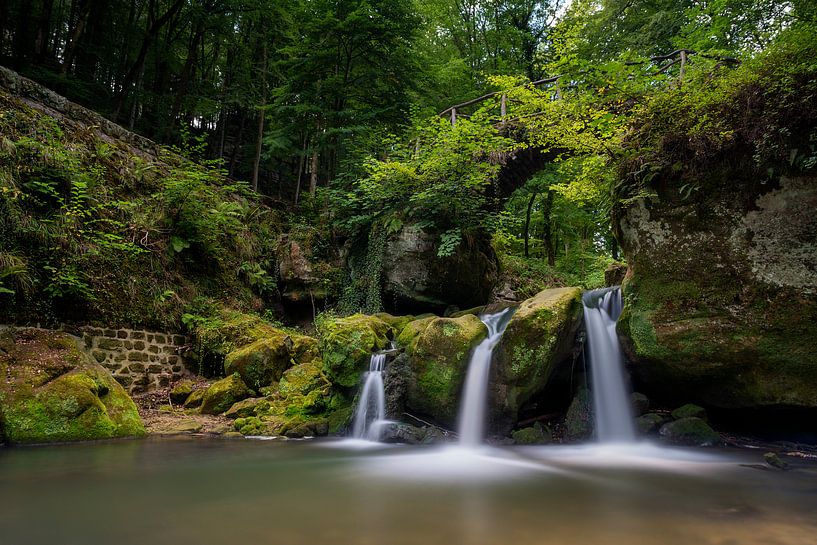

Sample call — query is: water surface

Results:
[1,437,816,545]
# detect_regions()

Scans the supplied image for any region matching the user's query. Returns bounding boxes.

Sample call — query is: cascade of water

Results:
[351,352,387,441]
[457,308,516,447]
[582,286,637,443]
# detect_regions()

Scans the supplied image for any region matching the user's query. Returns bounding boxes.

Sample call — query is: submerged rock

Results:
[398,314,487,428]
[763,452,790,470]
[491,287,583,435]
[200,374,254,415]
[659,417,720,446]
[380,422,426,444]
[631,392,650,416]
[0,329,144,443]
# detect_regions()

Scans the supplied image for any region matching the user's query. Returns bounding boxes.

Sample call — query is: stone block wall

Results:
[80,327,189,394]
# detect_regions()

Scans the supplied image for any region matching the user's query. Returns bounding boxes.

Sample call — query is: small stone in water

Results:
[763,452,789,470]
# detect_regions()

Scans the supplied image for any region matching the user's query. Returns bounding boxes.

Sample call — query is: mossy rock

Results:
[225,397,267,419]
[671,403,707,421]
[400,314,487,428]
[659,417,721,446]
[200,374,254,415]
[373,313,415,337]
[170,380,195,405]
[512,422,552,445]
[224,333,294,391]
[317,314,392,388]
[565,388,593,441]
[183,388,206,409]
[0,329,144,444]
[636,413,667,434]
[491,287,583,435]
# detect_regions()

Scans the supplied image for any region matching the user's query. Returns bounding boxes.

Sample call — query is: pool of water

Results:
[1,437,816,545]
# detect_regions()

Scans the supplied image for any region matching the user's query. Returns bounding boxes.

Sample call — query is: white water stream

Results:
[582,287,637,442]
[457,308,515,447]
[351,352,387,441]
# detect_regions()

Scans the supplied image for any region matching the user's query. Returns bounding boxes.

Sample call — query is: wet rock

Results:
[183,388,205,409]
[384,352,410,419]
[604,262,627,287]
[420,427,450,444]
[671,404,707,421]
[659,417,720,446]
[153,419,203,435]
[398,314,487,428]
[565,388,593,441]
[224,333,294,391]
[763,452,790,470]
[491,288,583,436]
[380,422,425,444]
[512,422,552,445]
[225,397,267,419]
[631,392,650,416]
[636,413,667,434]
[317,314,392,388]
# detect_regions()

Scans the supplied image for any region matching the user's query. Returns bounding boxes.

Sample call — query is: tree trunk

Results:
[61,0,92,75]
[250,41,268,193]
[542,191,555,266]
[35,0,55,62]
[294,133,307,206]
[309,142,319,195]
[524,192,537,258]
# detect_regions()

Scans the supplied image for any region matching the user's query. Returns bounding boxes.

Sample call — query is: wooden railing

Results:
[438,49,740,126]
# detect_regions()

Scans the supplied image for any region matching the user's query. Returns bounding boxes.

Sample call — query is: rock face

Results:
[0,328,144,443]
[616,176,817,410]
[397,314,487,428]
[382,225,499,313]
[489,287,583,435]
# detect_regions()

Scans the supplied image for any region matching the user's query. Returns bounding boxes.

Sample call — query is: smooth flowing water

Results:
[583,287,637,442]
[458,308,515,447]
[2,438,816,545]
[351,352,387,441]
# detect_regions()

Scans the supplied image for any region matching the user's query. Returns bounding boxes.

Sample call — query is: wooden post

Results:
[500,93,507,119]
[679,50,687,81]
[450,107,456,126]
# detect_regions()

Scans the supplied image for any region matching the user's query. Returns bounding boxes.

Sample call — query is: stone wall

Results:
[79,327,189,394]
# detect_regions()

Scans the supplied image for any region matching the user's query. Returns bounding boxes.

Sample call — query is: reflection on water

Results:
[1,437,816,545]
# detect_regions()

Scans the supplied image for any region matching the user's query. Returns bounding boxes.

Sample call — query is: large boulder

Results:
[616,175,817,410]
[200,373,254,415]
[397,314,487,428]
[489,288,583,434]
[0,328,144,443]
[224,333,293,391]
[317,314,392,388]
[382,225,499,313]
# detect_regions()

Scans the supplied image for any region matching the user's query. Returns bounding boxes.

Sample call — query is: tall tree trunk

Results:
[61,0,92,74]
[167,23,204,140]
[542,191,555,266]
[294,133,307,206]
[524,192,537,258]
[13,0,33,70]
[251,41,268,192]
[35,0,55,62]
[309,143,319,195]
[112,0,185,121]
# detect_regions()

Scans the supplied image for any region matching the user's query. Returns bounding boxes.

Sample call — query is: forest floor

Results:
[133,382,234,436]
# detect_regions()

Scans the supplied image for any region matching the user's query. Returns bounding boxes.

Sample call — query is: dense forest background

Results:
[1,0,815,326]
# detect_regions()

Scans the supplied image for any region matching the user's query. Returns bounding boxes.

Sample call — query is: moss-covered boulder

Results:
[614,44,817,412]
[659,417,720,446]
[0,329,144,444]
[636,413,667,434]
[671,404,707,421]
[224,333,293,391]
[399,314,487,427]
[170,380,195,405]
[225,397,267,419]
[200,373,253,415]
[512,422,552,445]
[490,287,583,435]
[317,314,392,388]
[183,388,206,409]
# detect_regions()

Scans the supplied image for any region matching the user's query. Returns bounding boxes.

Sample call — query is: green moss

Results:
[224,333,293,390]
[0,329,144,443]
[401,314,487,426]
[317,313,392,388]
[200,373,254,415]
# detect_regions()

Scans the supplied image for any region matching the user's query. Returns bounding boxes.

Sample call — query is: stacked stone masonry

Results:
[79,327,189,394]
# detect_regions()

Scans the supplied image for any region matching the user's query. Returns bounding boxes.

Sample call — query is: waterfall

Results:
[351,352,387,441]
[582,286,637,443]
[457,308,516,447]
